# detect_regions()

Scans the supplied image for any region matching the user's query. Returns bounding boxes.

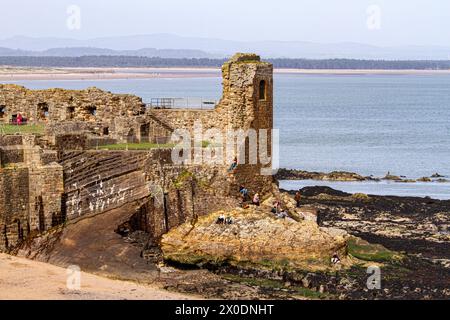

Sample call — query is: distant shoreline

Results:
[1,66,450,81]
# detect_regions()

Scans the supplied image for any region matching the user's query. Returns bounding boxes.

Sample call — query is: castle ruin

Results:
[0,53,275,251]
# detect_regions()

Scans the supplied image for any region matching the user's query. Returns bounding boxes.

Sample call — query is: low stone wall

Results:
[0,135,23,146]
[55,134,88,151]
[0,147,24,165]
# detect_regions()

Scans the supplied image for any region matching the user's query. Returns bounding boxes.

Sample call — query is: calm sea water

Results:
[5,73,450,198]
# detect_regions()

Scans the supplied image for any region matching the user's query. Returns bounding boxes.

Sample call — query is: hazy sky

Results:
[1,0,449,46]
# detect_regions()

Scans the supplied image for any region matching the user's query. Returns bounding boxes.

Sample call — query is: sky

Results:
[1,0,449,46]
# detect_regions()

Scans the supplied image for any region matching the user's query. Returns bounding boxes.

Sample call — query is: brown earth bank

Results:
[275,168,449,183]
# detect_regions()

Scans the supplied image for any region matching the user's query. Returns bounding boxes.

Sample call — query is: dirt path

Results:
[0,253,197,300]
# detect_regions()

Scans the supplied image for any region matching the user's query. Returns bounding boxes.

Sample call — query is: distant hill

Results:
[1,34,450,60]
[0,47,31,56]
[0,46,218,59]
[1,56,450,70]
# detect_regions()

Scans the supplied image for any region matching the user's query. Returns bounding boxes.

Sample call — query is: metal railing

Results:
[146,98,218,110]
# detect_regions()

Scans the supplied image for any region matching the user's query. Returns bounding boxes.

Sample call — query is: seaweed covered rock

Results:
[161,207,349,272]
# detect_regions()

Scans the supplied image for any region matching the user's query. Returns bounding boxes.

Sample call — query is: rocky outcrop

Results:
[275,168,370,181]
[292,186,450,262]
[161,207,348,272]
[276,168,449,183]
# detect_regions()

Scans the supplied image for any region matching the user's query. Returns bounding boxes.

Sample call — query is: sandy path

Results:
[0,253,196,300]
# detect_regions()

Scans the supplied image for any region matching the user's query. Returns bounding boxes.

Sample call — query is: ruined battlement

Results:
[0,53,272,143]
[0,84,145,124]
[0,53,275,252]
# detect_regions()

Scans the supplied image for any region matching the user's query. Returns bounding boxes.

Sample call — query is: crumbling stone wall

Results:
[0,167,29,250]
[150,53,274,195]
[151,53,273,133]
[0,134,63,251]
[0,85,145,124]
[0,53,275,248]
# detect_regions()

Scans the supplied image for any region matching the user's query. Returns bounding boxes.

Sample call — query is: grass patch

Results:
[0,124,45,135]
[98,142,175,150]
[351,193,371,201]
[173,170,195,189]
[347,237,402,262]
[97,140,211,151]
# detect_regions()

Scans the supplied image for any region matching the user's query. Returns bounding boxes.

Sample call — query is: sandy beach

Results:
[1,66,450,81]
[0,253,196,300]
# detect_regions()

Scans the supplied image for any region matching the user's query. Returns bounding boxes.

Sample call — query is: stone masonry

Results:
[0,53,275,250]
[0,135,63,251]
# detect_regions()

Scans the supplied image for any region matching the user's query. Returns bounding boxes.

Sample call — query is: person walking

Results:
[294,191,302,208]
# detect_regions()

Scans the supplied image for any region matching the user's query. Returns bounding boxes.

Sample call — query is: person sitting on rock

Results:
[294,191,302,208]
[228,156,238,172]
[239,185,249,201]
[331,253,341,264]
[252,193,260,206]
[216,214,225,224]
[225,217,233,225]
[271,201,281,214]
[277,210,288,219]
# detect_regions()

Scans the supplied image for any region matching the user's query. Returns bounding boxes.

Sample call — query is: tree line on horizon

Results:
[1,56,450,70]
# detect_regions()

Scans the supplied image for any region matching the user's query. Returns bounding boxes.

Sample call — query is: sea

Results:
[4,71,450,199]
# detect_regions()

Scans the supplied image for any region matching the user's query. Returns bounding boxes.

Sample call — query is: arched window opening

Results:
[0,105,5,119]
[38,103,49,120]
[87,106,97,116]
[67,106,75,119]
[140,123,150,143]
[259,80,267,100]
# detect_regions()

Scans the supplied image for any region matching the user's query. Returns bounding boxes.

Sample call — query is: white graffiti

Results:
[67,178,136,217]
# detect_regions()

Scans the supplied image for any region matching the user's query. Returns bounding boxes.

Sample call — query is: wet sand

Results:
[1,66,450,81]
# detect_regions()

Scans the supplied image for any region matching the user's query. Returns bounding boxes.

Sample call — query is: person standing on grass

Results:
[17,113,23,125]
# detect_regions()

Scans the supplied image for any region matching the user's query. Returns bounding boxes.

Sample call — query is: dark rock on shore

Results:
[276,168,449,183]
[275,168,371,181]
[277,186,450,299]
[299,186,351,197]
[431,173,445,178]
[288,186,450,261]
